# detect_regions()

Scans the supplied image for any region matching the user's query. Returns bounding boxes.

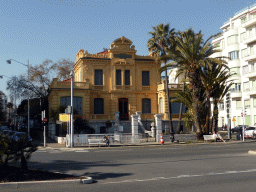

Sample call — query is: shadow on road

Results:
[81,172,133,180]
[10,159,128,175]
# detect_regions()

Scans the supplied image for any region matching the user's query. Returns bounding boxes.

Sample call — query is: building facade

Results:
[212,3,256,127]
[48,36,184,130]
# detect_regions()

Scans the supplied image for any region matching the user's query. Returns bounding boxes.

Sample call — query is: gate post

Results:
[131,114,139,143]
[154,114,163,142]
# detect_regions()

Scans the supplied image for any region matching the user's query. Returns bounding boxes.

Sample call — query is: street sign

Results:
[232,117,236,121]
[59,114,70,122]
[43,118,47,123]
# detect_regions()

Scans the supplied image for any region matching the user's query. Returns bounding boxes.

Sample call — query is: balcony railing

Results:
[90,114,115,120]
[223,20,230,26]
[213,33,223,40]
[114,85,131,91]
[55,81,89,89]
[168,84,183,90]
[230,89,241,93]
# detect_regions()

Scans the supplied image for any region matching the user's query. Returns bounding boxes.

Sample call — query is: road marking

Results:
[102,168,256,184]
[49,150,62,153]
[75,150,89,152]
[149,148,177,150]
[94,149,132,153]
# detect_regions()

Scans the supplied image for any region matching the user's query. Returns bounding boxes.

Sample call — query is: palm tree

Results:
[200,63,230,134]
[171,83,208,132]
[147,23,176,136]
[159,28,227,138]
[211,74,233,133]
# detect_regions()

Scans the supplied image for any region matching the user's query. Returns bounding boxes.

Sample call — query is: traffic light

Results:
[244,108,247,116]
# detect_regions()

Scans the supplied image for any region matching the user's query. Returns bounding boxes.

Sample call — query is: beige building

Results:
[48,36,183,130]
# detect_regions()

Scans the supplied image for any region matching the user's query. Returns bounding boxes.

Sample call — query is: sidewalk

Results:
[35,134,256,150]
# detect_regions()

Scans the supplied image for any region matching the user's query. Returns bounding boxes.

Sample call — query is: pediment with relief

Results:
[110,36,136,52]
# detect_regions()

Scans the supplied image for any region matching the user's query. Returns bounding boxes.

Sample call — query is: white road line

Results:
[94,149,132,153]
[102,168,256,184]
[149,148,177,150]
[75,150,89,152]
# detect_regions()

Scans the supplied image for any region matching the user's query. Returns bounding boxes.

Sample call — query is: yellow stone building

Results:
[48,36,183,127]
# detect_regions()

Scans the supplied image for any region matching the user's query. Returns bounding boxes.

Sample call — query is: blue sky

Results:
[0,0,251,102]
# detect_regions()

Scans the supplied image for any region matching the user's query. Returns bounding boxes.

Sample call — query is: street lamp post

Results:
[70,70,74,148]
[6,59,30,136]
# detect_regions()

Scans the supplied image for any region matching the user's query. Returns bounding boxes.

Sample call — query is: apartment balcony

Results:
[230,90,242,98]
[244,52,256,61]
[228,59,240,68]
[211,50,222,58]
[243,69,256,79]
[168,83,183,90]
[242,17,256,28]
[243,34,256,44]
[229,73,241,81]
[249,88,256,96]
[226,43,239,52]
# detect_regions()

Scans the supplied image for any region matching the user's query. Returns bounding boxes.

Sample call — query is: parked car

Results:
[244,126,256,139]
[18,124,28,132]
[11,132,32,143]
[231,125,248,133]
[0,126,9,132]
[7,131,16,138]
[2,130,11,136]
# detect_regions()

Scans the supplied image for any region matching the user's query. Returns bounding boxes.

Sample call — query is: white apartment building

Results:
[212,3,256,128]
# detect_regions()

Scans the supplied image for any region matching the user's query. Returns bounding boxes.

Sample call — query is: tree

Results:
[200,63,230,134]
[148,23,176,136]
[74,115,95,134]
[6,58,74,100]
[50,58,74,81]
[159,29,227,138]
[171,83,208,133]
[12,135,37,171]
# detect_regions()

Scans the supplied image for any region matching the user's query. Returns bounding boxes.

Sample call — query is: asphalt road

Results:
[6,141,256,192]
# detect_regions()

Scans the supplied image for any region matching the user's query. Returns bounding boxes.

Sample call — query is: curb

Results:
[0,176,93,189]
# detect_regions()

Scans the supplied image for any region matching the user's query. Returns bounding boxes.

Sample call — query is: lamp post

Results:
[70,70,74,148]
[6,59,30,136]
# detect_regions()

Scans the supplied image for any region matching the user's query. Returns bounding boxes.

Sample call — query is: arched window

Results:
[94,98,104,114]
[60,97,83,115]
[142,98,151,114]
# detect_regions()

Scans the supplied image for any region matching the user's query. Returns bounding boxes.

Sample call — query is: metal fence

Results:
[73,133,143,147]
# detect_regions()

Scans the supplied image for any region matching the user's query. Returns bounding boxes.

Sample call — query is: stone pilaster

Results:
[154,114,163,142]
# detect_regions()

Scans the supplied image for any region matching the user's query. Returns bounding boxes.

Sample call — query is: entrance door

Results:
[119,98,128,120]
